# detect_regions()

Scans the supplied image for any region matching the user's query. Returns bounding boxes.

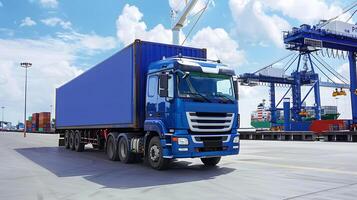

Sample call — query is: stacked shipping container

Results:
[31,113,39,132]
[25,112,52,132]
[39,112,51,132]
[25,119,32,132]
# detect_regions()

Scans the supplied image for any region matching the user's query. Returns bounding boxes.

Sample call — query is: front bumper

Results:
[161,130,240,159]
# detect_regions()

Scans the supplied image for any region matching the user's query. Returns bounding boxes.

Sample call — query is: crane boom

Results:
[171,0,199,44]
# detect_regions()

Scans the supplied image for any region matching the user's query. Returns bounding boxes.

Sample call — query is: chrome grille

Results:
[186,112,234,132]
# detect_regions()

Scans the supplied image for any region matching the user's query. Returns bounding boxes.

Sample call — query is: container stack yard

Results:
[25,112,52,132]
[250,99,340,130]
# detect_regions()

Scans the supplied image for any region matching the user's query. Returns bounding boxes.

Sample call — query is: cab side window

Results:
[148,76,158,97]
[167,74,174,98]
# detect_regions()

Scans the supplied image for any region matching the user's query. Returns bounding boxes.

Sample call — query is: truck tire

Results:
[69,130,75,150]
[148,136,170,170]
[118,137,135,163]
[74,131,84,152]
[106,136,119,161]
[64,131,70,149]
[201,157,221,167]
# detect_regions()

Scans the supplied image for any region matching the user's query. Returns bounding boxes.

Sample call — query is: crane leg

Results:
[270,84,277,125]
[314,80,321,120]
[349,52,357,124]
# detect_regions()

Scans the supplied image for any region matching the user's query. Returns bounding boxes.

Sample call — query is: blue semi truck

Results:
[56,40,240,170]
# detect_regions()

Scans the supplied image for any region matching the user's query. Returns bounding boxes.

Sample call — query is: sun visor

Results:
[177,59,235,76]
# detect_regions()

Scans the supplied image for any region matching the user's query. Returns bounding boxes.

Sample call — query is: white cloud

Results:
[169,0,214,14]
[41,17,72,29]
[0,1,3,7]
[337,62,350,80]
[229,0,348,48]
[0,31,117,123]
[0,38,81,123]
[20,17,37,27]
[229,0,290,48]
[116,4,244,69]
[263,0,346,23]
[188,27,245,71]
[56,31,118,53]
[116,4,172,46]
[38,0,58,8]
[0,28,14,37]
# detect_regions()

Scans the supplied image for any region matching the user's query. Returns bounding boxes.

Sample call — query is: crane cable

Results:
[313,54,349,83]
[310,60,337,84]
[319,1,357,28]
[346,9,357,23]
[284,53,300,72]
[253,53,295,74]
[312,57,347,84]
[181,0,210,45]
[310,55,349,86]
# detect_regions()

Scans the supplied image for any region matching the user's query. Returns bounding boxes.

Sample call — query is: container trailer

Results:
[56,40,240,170]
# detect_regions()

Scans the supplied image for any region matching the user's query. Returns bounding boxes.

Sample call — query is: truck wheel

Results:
[64,131,70,149]
[69,131,75,150]
[201,157,221,167]
[148,136,170,170]
[118,137,135,163]
[74,131,84,152]
[106,136,119,161]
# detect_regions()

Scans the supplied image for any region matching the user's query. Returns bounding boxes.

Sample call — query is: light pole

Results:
[50,104,53,116]
[50,104,53,129]
[1,106,4,130]
[21,62,32,137]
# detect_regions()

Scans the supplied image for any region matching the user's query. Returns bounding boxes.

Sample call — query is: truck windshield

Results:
[177,71,235,103]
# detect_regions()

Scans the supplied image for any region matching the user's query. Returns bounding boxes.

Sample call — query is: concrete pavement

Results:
[0,132,356,200]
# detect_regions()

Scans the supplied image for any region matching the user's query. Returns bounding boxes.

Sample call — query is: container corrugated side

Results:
[56,40,207,129]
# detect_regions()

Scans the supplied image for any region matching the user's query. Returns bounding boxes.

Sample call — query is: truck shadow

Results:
[15,146,235,189]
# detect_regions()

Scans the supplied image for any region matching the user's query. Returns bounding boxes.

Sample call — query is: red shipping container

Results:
[309,120,347,134]
[32,113,39,128]
[38,112,51,129]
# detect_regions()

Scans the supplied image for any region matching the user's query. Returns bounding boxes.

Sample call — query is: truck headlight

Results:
[233,135,240,143]
[177,138,189,145]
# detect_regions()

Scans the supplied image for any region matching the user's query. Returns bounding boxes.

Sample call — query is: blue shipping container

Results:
[56,40,207,129]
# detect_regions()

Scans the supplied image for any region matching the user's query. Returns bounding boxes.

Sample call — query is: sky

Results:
[0,0,355,127]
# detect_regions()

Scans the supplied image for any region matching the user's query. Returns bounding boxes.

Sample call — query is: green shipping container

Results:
[251,121,271,128]
[38,128,44,132]
[251,120,284,129]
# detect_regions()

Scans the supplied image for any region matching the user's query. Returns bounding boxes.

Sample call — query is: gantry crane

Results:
[239,20,356,130]
[239,50,349,130]
[283,21,357,128]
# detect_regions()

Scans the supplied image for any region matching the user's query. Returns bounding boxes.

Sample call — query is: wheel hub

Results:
[150,145,160,162]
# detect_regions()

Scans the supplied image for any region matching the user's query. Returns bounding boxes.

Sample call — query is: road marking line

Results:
[240,160,357,176]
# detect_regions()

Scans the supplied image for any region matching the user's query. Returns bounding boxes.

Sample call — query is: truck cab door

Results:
[157,73,174,120]
[146,75,158,119]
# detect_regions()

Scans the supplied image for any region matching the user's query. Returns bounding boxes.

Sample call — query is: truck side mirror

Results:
[233,76,239,100]
[159,74,169,97]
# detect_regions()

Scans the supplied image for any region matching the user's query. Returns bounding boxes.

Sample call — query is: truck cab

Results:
[144,56,240,168]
